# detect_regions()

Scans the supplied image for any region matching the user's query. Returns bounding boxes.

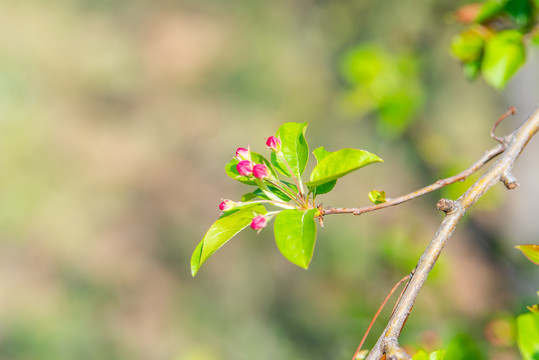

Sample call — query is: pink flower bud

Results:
[253,164,270,179]
[219,199,235,211]
[235,147,250,161]
[251,215,267,230]
[266,136,281,151]
[237,160,254,176]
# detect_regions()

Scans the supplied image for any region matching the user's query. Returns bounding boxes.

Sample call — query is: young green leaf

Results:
[412,350,429,360]
[368,190,387,204]
[225,152,275,185]
[306,148,383,187]
[270,122,309,178]
[475,0,506,23]
[274,209,318,269]
[516,313,539,360]
[504,0,534,28]
[481,30,525,89]
[463,59,482,81]
[450,29,485,63]
[310,147,337,196]
[515,244,539,265]
[191,204,267,276]
[532,32,539,46]
[312,146,332,163]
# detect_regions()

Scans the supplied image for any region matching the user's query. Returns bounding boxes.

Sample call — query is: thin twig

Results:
[352,274,411,360]
[491,106,516,144]
[322,144,505,216]
[365,106,539,360]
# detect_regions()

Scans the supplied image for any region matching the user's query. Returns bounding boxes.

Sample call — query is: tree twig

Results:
[365,105,539,360]
[352,274,411,360]
[321,143,505,216]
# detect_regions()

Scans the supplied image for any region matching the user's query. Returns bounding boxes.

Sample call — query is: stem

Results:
[265,178,306,207]
[277,152,306,201]
[352,274,411,360]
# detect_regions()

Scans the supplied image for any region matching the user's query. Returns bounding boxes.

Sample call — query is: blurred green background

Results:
[1,0,538,359]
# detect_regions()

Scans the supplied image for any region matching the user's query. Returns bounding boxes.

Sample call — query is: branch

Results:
[322,144,504,216]
[365,105,539,360]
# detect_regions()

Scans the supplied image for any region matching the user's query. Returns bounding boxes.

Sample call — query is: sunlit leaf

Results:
[481,30,525,89]
[515,244,539,265]
[310,147,337,196]
[428,350,446,360]
[313,146,332,163]
[270,122,309,178]
[445,334,485,360]
[191,204,267,276]
[368,190,386,204]
[463,60,482,80]
[532,32,539,46]
[475,0,506,23]
[450,28,485,62]
[516,313,539,360]
[306,149,383,187]
[412,350,429,360]
[274,209,318,269]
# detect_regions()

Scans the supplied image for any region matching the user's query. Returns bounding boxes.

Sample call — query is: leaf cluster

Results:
[451,0,539,89]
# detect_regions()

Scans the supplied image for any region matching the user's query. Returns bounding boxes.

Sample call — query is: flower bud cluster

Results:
[219,135,288,231]
[235,147,272,180]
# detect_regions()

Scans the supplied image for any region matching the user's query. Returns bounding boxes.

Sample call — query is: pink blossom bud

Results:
[219,199,235,211]
[253,164,270,179]
[266,136,281,151]
[237,160,254,176]
[235,147,250,161]
[251,215,267,230]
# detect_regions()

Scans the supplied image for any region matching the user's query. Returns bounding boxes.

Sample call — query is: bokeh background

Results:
[1,0,538,359]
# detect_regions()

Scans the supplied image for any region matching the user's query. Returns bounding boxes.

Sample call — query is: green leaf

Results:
[306,148,383,187]
[254,183,296,202]
[515,244,539,265]
[412,350,429,360]
[481,30,525,89]
[191,204,267,276]
[463,60,482,81]
[450,29,485,62]
[475,0,506,23]
[412,350,444,360]
[504,0,534,28]
[274,209,318,269]
[225,152,275,185]
[270,122,309,178]
[532,32,539,46]
[313,146,332,163]
[310,147,337,196]
[516,313,539,360]
[368,190,386,204]
[428,350,446,360]
[241,192,258,202]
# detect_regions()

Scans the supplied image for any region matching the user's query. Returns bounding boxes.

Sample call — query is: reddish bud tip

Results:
[219,199,235,211]
[237,160,254,176]
[266,136,281,151]
[253,164,270,179]
[251,215,267,230]
[235,147,250,161]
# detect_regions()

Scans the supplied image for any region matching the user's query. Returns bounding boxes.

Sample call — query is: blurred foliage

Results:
[339,45,423,137]
[0,0,537,359]
[451,0,539,88]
